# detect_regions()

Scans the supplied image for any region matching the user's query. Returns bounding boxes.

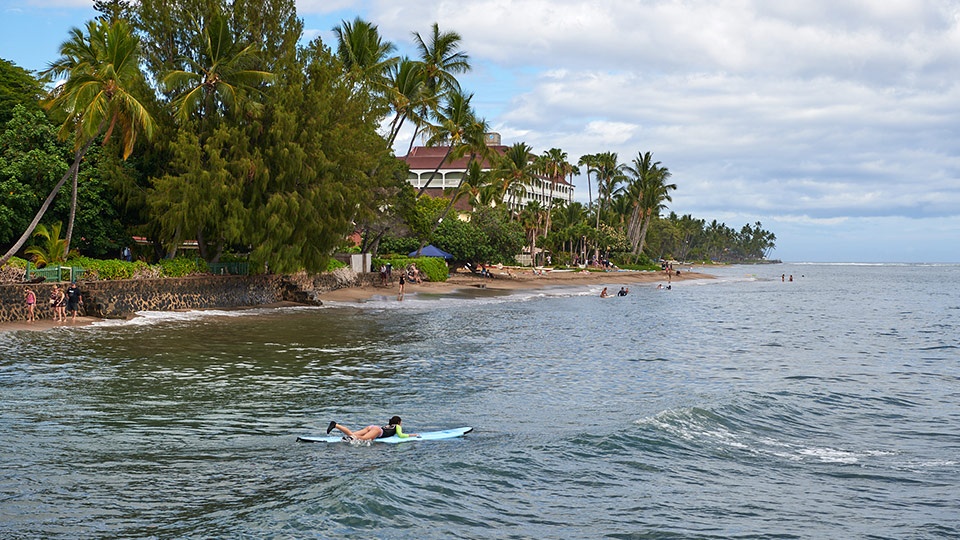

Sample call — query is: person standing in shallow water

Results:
[397,274,405,301]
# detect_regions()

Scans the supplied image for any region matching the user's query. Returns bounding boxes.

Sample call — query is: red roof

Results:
[402,145,508,170]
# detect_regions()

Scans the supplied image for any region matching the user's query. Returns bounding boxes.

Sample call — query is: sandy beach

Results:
[0,267,711,332]
[317,267,710,303]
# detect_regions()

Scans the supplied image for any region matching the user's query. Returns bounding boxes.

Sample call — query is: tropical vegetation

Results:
[0,0,775,282]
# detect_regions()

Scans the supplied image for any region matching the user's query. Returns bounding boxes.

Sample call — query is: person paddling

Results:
[326,416,419,441]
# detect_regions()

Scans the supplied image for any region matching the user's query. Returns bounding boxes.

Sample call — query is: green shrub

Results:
[372,256,448,282]
[326,258,347,272]
[69,256,141,280]
[158,257,208,277]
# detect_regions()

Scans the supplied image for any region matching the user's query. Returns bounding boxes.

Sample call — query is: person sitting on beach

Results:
[326,416,419,441]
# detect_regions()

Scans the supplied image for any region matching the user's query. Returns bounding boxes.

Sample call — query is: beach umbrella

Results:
[410,245,453,259]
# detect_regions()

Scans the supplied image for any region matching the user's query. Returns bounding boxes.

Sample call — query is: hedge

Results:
[372,256,448,282]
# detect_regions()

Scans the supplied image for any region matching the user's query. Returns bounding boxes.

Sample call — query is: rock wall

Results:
[0,271,380,323]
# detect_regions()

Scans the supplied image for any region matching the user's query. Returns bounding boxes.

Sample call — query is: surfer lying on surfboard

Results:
[326,416,420,441]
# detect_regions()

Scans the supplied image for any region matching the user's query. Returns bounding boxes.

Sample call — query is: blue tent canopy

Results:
[410,245,453,259]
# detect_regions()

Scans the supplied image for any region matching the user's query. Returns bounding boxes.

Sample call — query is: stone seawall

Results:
[0,271,379,323]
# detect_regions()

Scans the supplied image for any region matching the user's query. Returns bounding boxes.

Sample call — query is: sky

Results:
[2,0,959,263]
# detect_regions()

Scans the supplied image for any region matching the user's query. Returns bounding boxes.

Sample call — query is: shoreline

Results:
[312,267,710,303]
[0,268,711,333]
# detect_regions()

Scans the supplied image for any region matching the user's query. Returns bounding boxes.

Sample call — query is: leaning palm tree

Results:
[625,151,675,257]
[406,23,471,154]
[416,90,484,197]
[1,19,154,266]
[414,94,490,255]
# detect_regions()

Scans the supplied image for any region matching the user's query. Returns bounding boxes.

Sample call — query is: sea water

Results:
[1,263,958,539]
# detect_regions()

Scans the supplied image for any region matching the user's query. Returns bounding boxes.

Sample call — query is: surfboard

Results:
[296,426,473,444]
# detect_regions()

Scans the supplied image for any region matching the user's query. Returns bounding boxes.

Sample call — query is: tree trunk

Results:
[636,215,652,258]
[545,177,555,236]
[406,123,421,157]
[0,138,94,266]
[64,166,79,258]
[416,156,473,255]
[416,144,455,197]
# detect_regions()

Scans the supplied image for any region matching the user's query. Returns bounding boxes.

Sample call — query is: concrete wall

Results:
[0,271,380,323]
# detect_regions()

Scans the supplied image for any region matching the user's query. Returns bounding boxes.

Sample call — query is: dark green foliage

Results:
[378,235,419,256]
[0,59,44,125]
[430,207,524,266]
[0,105,69,246]
[469,206,525,264]
[433,218,489,263]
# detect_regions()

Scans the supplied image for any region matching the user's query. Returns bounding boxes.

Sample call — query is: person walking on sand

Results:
[66,281,83,322]
[326,416,419,441]
[24,288,36,323]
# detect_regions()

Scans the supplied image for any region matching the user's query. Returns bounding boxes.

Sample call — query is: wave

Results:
[632,398,903,467]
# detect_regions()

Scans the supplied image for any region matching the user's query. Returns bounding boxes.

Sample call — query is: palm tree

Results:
[1,19,154,266]
[591,151,625,229]
[458,159,490,209]
[578,153,598,218]
[332,16,398,93]
[519,201,545,266]
[492,142,536,214]
[25,222,73,267]
[416,90,484,197]
[412,91,489,255]
[538,148,573,236]
[406,23,471,154]
[627,152,675,257]
[163,12,274,125]
[384,58,429,147]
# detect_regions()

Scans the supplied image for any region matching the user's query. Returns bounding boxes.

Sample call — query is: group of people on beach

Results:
[22,282,83,324]
[379,263,423,302]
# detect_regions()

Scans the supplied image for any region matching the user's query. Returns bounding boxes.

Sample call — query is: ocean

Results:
[1,263,958,539]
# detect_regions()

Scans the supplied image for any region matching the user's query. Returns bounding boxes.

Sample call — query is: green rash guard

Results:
[379,424,409,438]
